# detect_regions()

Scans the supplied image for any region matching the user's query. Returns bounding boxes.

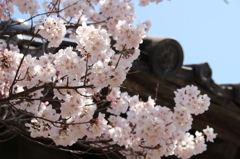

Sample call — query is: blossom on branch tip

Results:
[203,125,217,142]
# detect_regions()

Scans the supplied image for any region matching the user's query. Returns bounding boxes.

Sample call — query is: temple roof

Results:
[122,36,240,159]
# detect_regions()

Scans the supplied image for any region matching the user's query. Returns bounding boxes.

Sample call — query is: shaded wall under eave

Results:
[122,36,240,159]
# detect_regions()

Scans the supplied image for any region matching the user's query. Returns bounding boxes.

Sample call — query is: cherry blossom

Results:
[12,0,40,16]
[35,17,66,47]
[0,0,217,159]
[203,125,218,142]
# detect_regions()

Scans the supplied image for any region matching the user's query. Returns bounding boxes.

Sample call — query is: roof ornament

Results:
[140,36,184,78]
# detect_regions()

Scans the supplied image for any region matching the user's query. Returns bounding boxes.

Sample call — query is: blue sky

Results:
[134,0,240,84]
[12,0,240,84]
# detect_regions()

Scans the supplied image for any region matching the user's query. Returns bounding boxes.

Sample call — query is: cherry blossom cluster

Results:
[0,0,40,21]
[62,0,93,18]
[0,0,167,22]
[0,37,141,145]
[97,0,136,34]
[42,0,60,13]
[35,17,66,47]
[0,42,217,159]
[0,0,14,21]
[12,0,40,16]
[114,20,147,50]
[174,85,210,115]
[0,0,217,159]
[0,42,23,97]
[104,86,216,159]
[138,0,164,6]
